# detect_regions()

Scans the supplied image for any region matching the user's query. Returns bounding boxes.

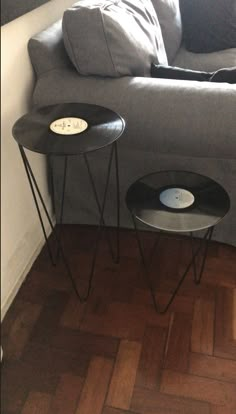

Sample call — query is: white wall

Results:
[1,0,75,319]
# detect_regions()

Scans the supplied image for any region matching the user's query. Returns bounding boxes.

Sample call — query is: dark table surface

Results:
[12,103,125,155]
[126,170,230,233]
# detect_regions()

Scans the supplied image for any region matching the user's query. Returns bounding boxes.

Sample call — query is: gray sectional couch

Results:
[29,0,236,246]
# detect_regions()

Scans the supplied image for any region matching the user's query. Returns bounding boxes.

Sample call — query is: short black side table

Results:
[13,103,125,302]
[126,170,230,313]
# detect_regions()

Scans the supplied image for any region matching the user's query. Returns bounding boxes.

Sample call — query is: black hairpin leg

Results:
[190,227,214,284]
[19,145,56,266]
[47,154,55,214]
[132,214,213,314]
[149,230,162,264]
[19,143,118,302]
[81,143,115,301]
[114,141,120,263]
[19,145,83,301]
[83,141,120,264]
[83,152,115,262]
[55,144,115,301]
[56,155,68,260]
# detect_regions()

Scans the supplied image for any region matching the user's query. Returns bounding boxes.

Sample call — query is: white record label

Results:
[50,117,88,135]
[159,187,195,209]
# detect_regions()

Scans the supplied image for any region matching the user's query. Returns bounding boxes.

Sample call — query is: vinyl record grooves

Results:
[12,103,125,155]
[126,171,230,232]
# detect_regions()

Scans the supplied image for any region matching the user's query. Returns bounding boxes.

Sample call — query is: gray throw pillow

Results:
[152,0,182,64]
[62,0,167,77]
[180,0,236,53]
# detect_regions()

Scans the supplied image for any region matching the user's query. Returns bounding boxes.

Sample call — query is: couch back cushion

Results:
[28,20,73,78]
[180,0,236,53]
[62,0,167,77]
[173,46,236,72]
[152,0,182,64]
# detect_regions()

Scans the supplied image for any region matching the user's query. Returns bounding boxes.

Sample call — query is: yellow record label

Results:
[50,117,88,135]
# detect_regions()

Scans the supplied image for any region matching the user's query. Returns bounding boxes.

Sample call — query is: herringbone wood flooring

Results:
[2,225,236,414]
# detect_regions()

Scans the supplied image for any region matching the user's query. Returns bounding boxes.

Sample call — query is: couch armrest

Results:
[33,69,236,159]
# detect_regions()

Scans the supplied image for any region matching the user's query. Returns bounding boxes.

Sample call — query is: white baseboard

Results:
[1,225,52,321]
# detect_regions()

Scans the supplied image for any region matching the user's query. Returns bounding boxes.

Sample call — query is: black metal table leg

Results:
[56,155,68,260]
[19,145,56,266]
[19,141,118,303]
[47,154,55,214]
[83,141,120,264]
[190,227,214,284]
[81,143,115,301]
[83,152,115,263]
[13,104,125,303]
[132,215,160,313]
[19,145,85,301]
[132,213,214,314]
[114,141,120,263]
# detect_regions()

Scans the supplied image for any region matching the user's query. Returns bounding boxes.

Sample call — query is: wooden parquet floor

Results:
[1,225,236,414]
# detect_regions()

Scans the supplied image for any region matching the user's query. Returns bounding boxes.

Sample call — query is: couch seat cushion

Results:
[62,0,167,77]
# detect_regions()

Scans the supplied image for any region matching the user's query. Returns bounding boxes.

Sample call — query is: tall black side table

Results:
[126,170,230,313]
[12,103,125,302]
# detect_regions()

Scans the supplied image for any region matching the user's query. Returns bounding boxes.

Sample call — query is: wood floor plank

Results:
[233,288,236,341]
[218,244,236,259]
[204,257,236,288]
[50,328,119,359]
[1,362,28,413]
[135,326,166,389]
[21,392,51,414]
[50,373,84,414]
[131,387,210,414]
[1,359,58,413]
[191,297,215,355]
[103,407,134,414]
[214,287,236,359]
[25,264,72,291]
[132,288,194,314]
[2,300,31,338]
[75,356,113,414]
[211,404,236,414]
[189,353,236,383]
[30,291,69,345]
[178,279,216,300]
[60,294,86,329]
[164,312,192,372]
[81,301,169,340]
[106,340,142,410]
[2,225,236,414]
[2,301,41,360]
[22,342,90,378]
[160,369,236,407]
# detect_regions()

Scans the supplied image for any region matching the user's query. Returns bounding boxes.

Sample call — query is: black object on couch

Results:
[151,64,236,84]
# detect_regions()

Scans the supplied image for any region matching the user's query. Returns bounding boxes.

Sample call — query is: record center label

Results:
[50,117,88,135]
[159,188,195,209]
